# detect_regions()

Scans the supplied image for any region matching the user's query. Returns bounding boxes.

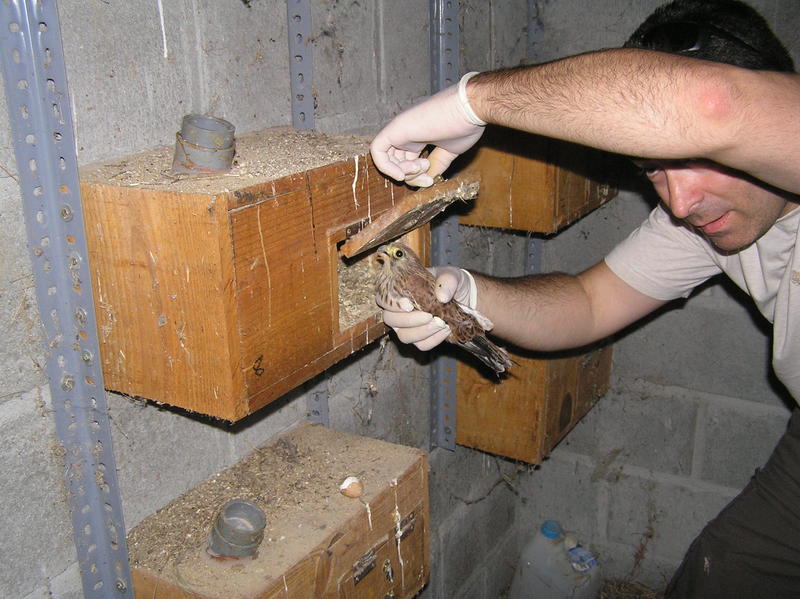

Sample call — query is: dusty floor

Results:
[600,579,665,599]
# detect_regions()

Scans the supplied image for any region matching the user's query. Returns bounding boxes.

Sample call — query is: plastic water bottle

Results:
[508,520,602,599]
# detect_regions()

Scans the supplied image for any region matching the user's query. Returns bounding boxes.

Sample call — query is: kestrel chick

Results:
[375,242,513,375]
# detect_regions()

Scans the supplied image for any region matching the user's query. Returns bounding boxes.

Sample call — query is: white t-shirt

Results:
[605,204,800,403]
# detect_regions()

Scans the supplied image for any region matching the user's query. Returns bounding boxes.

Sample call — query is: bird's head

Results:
[375,242,415,273]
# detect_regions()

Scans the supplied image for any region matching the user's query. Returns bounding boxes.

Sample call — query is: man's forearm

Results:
[474,272,600,351]
[468,49,800,193]
[471,50,702,157]
[473,261,667,351]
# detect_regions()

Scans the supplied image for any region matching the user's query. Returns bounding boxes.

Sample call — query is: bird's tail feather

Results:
[460,336,514,376]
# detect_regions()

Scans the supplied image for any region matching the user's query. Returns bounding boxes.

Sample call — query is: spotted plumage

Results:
[375,242,513,375]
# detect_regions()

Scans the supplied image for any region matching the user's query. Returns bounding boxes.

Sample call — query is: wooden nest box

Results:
[128,422,430,598]
[80,127,478,421]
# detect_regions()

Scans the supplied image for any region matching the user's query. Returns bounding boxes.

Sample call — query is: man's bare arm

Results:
[469,49,800,194]
[475,260,666,351]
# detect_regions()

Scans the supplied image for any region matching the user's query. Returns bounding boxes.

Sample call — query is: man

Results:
[369,1,800,596]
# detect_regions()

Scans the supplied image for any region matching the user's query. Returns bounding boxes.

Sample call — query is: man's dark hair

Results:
[624,0,795,72]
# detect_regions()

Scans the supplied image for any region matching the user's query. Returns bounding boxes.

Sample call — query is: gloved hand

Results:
[370,72,486,188]
[376,266,480,350]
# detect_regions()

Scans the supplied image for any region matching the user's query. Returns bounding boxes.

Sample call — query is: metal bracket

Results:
[428,0,461,451]
[525,237,543,275]
[429,217,459,451]
[430,0,460,93]
[0,2,132,597]
[352,548,377,585]
[306,384,330,426]
[286,0,314,130]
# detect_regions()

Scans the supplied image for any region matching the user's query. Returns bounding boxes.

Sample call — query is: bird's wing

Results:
[459,304,494,331]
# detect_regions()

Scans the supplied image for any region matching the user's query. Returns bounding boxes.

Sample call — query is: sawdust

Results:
[127,422,423,598]
[338,252,379,331]
[80,126,370,195]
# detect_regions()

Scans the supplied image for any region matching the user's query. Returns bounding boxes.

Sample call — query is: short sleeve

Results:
[605,206,723,301]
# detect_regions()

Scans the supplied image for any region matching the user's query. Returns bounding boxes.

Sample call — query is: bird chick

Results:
[375,242,513,375]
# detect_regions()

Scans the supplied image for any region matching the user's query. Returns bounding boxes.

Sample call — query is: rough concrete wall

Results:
[513,0,800,590]
[0,1,434,597]
[423,0,800,595]
[3,1,799,598]
[417,3,532,597]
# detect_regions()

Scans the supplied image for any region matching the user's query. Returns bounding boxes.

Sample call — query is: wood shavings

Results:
[338,253,379,331]
[80,127,370,195]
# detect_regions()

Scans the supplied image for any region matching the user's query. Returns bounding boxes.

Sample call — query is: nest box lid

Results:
[340,173,481,258]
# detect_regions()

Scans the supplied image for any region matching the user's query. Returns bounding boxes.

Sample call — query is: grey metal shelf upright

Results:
[287,0,314,131]
[429,0,461,450]
[0,1,132,597]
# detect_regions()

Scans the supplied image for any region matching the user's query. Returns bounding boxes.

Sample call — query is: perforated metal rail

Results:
[429,0,461,451]
[287,0,314,130]
[0,2,132,597]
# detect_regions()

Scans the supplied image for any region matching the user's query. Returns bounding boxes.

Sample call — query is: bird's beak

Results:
[375,245,388,265]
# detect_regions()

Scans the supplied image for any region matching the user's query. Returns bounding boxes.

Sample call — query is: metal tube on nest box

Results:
[207,498,266,558]
[172,114,236,175]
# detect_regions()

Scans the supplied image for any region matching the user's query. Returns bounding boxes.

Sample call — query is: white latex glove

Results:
[430,266,478,309]
[370,72,486,188]
[376,266,479,351]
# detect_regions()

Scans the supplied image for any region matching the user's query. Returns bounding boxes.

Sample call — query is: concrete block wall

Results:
[518,184,797,589]
[0,1,437,597]
[526,3,800,582]
[423,1,800,594]
[502,1,800,591]
[2,1,798,598]
[0,1,523,597]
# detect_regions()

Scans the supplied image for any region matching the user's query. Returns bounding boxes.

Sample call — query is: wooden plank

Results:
[458,127,618,233]
[574,344,613,421]
[306,154,412,244]
[337,537,396,598]
[507,134,556,231]
[246,324,385,416]
[230,156,423,411]
[227,171,308,211]
[542,356,580,452]
[132,570,208,599]
[456,346,612,464]
[457,139,515,229]
[80,128,430,421]
[81,184,242,418]
[245,224,427,415]
[456,352,546,463]
[340,175,480,258]
[230,181,333,398]
[459,128,553,230]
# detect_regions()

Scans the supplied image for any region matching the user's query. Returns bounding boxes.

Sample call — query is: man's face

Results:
[634,159,797,252]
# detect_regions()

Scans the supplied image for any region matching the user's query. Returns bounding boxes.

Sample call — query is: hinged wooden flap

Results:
[340,174,480,258]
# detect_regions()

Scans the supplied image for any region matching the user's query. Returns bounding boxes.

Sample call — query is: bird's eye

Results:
[394,249,404,258]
